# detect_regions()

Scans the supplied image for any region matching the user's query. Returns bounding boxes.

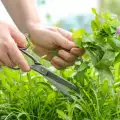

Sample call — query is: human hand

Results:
[28,24,84,69]
[0,21,30,72]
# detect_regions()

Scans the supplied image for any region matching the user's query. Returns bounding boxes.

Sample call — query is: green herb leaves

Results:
[73,8,120,81]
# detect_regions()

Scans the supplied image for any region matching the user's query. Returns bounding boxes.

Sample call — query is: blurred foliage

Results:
[37,0,46,6]
[99,0,120,17]
[56,15,93,32]
[37,0,93,32]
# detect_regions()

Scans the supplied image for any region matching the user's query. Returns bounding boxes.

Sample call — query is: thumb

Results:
[9,26,26,48]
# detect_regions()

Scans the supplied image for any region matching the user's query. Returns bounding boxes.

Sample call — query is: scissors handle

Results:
[11,34,39,70]
[19,34,31,50]
[20,49,38,64]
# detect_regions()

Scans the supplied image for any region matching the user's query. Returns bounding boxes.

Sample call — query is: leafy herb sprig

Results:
[72,8,120,82]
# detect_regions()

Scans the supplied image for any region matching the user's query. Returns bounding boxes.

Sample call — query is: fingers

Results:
[51,62,61,69]
[56,27,73,41]
[50,27,83,53]
[9,26,26,48]
[7,38,30,72]
[52,48,82,69]
[33,45,83,70]
[56,28,85,57]
[70,47,85,56]
[47,27,73,41]
[54,33,76,50]
[51,56,74,70]
[54,48,85,69]
[33,44,53,61]
[0,36,30,72]
[55,27,85,57]
[0,22,29,72]
[0,52,15,67]
[47,26,75,50]
[58,49,76,62]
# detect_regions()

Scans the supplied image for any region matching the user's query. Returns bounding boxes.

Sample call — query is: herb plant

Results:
[1,8,120,120]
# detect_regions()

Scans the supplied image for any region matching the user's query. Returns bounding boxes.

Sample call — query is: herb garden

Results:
[1,8,120,120]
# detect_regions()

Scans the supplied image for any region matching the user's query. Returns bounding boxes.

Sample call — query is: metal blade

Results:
[31,64,80,93]
[45,76,72,98]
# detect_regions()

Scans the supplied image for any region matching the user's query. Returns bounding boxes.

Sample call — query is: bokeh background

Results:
[0,0,120,32]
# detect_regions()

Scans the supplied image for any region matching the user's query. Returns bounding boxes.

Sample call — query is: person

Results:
[0,0,84,72]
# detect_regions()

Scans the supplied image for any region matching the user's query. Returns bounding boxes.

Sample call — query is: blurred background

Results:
[0,0,120,32]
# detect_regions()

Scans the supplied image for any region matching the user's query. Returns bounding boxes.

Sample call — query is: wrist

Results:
[26,22,45,43]
[26,20,41,32]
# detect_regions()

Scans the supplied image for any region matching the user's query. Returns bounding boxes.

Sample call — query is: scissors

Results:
[12,34,80,98]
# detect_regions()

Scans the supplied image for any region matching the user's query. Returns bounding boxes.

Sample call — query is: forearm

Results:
[1,0,41,33]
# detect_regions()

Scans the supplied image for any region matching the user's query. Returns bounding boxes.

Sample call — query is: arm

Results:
[2,0,84,69]
[1,0,40,33]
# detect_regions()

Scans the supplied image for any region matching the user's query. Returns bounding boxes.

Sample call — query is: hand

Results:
[0,21,30,72]
[29,24,84,69]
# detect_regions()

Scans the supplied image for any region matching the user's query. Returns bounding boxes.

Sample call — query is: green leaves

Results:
[72,8,120,82]
[57,109,71,120]
[91,8,98,16]
[91,20,99,31]
[91,8,100,31]
[1,7,120,120]
[107,37,120,52]
[115,53,120,64]
[96,50,115,68]
[72,29,86,48]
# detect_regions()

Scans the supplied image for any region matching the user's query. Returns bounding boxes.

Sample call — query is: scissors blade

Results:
[31,64,80,93]
[45,76,72,98]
